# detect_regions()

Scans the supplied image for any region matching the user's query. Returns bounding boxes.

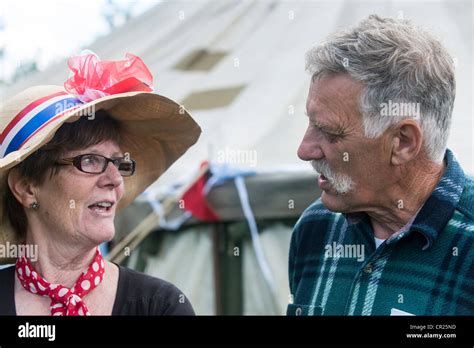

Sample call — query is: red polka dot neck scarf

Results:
[15,248,105,316]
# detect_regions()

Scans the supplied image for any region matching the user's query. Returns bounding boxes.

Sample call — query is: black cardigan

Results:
[0,264,195,315]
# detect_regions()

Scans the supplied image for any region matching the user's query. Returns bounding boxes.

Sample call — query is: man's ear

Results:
[390,119,423,166]
[7,169,37,208]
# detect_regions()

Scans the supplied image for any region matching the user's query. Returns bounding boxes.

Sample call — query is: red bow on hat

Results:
[64,51,154,102]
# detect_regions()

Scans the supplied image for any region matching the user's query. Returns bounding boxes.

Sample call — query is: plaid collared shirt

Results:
[287,149,474,315]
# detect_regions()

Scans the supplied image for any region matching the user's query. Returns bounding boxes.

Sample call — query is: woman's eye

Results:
[83,156,98,165]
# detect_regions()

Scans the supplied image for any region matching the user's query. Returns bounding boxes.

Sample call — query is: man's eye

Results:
[314,125,341,142]
[325,133,339,142]
[313,124,324,133]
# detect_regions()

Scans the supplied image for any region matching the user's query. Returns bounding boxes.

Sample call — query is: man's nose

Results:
[297,127,324,161]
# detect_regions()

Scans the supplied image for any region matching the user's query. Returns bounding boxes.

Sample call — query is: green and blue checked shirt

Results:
[287,149,474,315]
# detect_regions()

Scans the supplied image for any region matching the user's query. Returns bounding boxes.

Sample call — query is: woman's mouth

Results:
[88,201,114,216]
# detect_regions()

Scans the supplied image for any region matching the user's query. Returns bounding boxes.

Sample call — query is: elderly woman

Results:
[0,52,201,315]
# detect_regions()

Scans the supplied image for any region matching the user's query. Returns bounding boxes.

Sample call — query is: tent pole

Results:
[212,223,223,315]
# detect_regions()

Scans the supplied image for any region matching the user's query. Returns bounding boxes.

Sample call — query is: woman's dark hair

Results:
[5,110,121,239]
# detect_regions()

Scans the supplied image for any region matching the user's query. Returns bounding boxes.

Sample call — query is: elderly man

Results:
[288,15,473,316]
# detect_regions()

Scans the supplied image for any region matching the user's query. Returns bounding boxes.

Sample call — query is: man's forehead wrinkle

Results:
[310,80,363,129]
[308,96,348,129]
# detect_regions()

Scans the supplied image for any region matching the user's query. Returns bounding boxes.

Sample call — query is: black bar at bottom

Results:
[0,316,472,345]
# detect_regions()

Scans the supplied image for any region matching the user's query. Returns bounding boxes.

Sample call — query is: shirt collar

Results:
[409,149,465,249]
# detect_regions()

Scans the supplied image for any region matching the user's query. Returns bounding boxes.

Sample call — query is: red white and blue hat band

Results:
[0,92,83,158]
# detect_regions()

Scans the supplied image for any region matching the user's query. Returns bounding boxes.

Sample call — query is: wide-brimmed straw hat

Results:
[0,52,201,261]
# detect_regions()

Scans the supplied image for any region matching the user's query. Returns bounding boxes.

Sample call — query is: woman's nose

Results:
[101,161,123,187]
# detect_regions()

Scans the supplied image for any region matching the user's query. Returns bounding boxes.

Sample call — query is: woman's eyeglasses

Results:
[56,154,136,177]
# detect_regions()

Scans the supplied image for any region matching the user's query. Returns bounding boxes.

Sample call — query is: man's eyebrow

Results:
[315,121,338,132]
[308,115,341,133]
[305,109,347,135]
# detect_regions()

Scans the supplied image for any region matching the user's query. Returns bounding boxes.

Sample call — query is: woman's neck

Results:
[25,232,97,288]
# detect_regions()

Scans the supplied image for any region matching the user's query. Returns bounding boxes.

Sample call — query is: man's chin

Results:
[320,189,351,212]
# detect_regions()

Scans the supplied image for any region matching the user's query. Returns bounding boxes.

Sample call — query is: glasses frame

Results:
[56,154,136,177]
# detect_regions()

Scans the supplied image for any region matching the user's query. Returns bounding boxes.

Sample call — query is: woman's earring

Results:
[30,202,40,210]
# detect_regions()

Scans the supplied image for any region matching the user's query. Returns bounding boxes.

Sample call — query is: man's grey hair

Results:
[306,15,455,163]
